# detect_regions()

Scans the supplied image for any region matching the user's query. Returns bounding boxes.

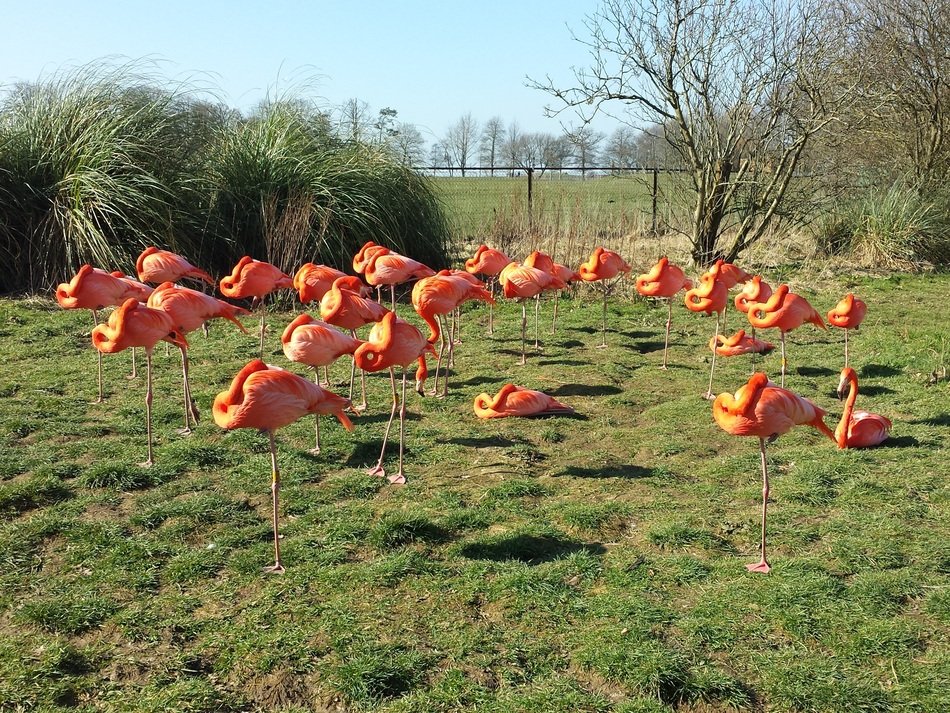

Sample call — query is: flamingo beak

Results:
[837,383,846,401]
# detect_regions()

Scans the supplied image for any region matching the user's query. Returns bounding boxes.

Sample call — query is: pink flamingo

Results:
[746,285,826,388]
[827,294,867,368]
[635,257,693,368]
[577,247,631,347]
[219,256,294,356]
[363,249,436,312]
[835,367,891,448]
[685,262,729,399]
[465,245,511,334]
[213,359,353,572]
[135,246,214,286]
[498,262,565,365]
[473,384,574,418]
[293,263,347,305]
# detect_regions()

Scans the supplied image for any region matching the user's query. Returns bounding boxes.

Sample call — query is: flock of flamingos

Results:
[53,242,891,574]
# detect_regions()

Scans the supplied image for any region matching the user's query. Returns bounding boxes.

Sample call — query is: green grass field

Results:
[0,271,947,712]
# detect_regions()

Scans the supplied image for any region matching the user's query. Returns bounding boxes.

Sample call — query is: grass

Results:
[0,270,947,711]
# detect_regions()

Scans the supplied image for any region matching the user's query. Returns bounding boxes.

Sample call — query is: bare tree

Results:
[534,0,856,264]
[338,98,372,142]
[480,116,505,175]
[604,126,639,169]
[443,113,480,176]
[565,124,604,176]
[503,121,525,174]
[389,122,427,166]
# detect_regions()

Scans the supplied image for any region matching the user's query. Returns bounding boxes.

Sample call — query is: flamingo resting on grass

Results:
[834,367,891,448]
[577,247,631,347]
[746,285,826,388]
[91,298,189,466]
[473,384,574,418]
[636,257,693,369]
[827,293,867,369]
[213,359,353,573]
[713,372,835,573]
[353,312,433,484]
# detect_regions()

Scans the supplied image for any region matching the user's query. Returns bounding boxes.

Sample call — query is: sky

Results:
[1,0,622,145]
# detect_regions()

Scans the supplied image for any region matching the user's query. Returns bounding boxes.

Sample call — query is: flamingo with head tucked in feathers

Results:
[293,263,348,305]
[473,384,574,418]
[746,285,826,388]
[827,294,867,368]
[219,256,294,357]
[685,262,729,399]
[364,249,436,312]
[136,246,214,286]
[577,247,631,347]
[636,257,693,369]
[465,245,511,335]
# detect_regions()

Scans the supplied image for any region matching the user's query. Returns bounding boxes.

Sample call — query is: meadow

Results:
[0,270,947,712]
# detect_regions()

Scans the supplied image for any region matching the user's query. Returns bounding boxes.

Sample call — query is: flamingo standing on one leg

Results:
[684,262,729,399]
[827,294,867,369]
[577,247,631,347]
[353,312,433,484]
[734,275,773,370]
[281,314,364,452]
[523,250,560,349]
[219,256,294,357]
[412,271,494,397]
[320,275,390,411]
[746,285,826,388]
[473,384,574,418]
[352,241,392,302]
[713,260,752,332]
[91,298,189,466]
[713,372,835,573]
[364,249,436,313]
[213,359,354,572]
[56,265,153,402]
[146,282,250,433]
[109,271,155,378]
[293,263,348,305]
[549,262,581,335]
[464,245,511,335]
[834,367,891,448]
[498,262,565,365]
[636,257,693,369]
[136,246,214,287]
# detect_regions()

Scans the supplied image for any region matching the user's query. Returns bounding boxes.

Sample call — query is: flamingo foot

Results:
[308,446,321,455]
[126,373,138,380]
[262,563,286,575]
[367,464,386,478]
[352,402,367,414]
[745,560,771,574]
[176,427,193,436]
[596,343,609,350]
[91,397,105,405]
[701,391,716,400]
[518,357,526,366]
[658,365,669,371]
[387,472,406,485]
[138,459,153,468]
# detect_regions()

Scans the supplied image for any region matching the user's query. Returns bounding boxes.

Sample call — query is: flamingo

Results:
[353,312,433,484]
[320,275,390,411]
[827,294,867,368]
[746,285,826,388]
[635,257,693,368]
[109,271,155,378]
[733,276,773,370]
[685,262,729,399]
[146,282,250,433]
[549,262,581,335]
[135,246,214,286]
[464,244,511,334]
[709,329,776,358]
[352,241,392,301]
[363,249,436,312]
[412,272,494,397]
[713,372,835,573]
[834,367,891,448]
[523,251,559,348]
[473,384,574,418]
[56,264,152,402]
[281,314,364,452]
[498,262,565,365]
[293,263,347,305]
[213,359,354,572]
[219,256,294,357]
[577,247,631,347]
[91,298,189,466]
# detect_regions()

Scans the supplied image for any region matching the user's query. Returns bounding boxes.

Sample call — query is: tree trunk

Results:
[691,158,732,266]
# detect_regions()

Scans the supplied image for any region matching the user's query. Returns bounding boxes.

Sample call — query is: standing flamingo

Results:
[293,263,348,305]
[213,359,353,572]
[549,262,581,335]
[320,275,390,411]
[713,372,835,573]
[219,256,294,357]
[746,285,826,388]
[498,262,565,365]
[464,244,511,334]
[412,272,494,396]
[147,282,250,433]
[353,312,433,484]
[636,257,693,369]
[733,276,773,370]
[91,298,189,466]
[364,249,436,312]
[56,265,152,402]
[834,367,891,448]
[352,241,392,301]
[685,262,729,399]
[577,247,631,347]
[109,271,155,378]
[281,314,364,452]
[473,384,574,418]
[136,246,214,286]
[827,294,867,368]
[523,251,559,348]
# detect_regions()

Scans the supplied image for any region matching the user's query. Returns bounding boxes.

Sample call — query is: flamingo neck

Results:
[837,374,858,447]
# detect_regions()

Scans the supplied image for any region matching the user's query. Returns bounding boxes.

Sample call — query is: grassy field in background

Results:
[0,271,947,712]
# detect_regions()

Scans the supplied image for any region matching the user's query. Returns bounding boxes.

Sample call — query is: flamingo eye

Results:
[366,352,375,362]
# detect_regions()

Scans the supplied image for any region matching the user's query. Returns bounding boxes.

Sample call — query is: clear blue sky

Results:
[1,0,619,144]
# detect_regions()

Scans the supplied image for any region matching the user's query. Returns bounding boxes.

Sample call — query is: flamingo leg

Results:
[534,294,541,349]
[310,371,321,454]
[141,349,154,467]
[519,301,527,366]
[600,287,608,348]
[441,314,452,397]
[454,305,463,345]
[661,298,673,370]
[258,304,266,358]
[703,311,721,400]
[429,317,446,397]
[92,310,104,403]
[551,292,559,335]
[844,328,849,369]
[263,430,286,574]
[780,331,787,388]
[348,329,367,412]
[746,437,772,573]
[130,346,138,379]
[488,279,495,336]
[389,368,408,485]
[391,284,396,313]
[322,364,331,387]
[369,367,399,478]
[178,345,196,435]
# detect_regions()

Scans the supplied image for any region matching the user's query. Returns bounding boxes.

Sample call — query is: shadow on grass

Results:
[796,365,837,377]
[556,464,658,479]
[353,411,423,425]
[879,435,919,448]
[861,364,901,378]
[459,534,606,564]
[454,375,507,387]
[444,435,520,448]
[909,413,950,427]
[858,385,895,396]
[550,383,622,397]
[536,359,590,367]
[624,340,668,354]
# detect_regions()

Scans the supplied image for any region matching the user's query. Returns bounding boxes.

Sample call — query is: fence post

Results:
[651,168,659,237]
[527,167,534,232]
